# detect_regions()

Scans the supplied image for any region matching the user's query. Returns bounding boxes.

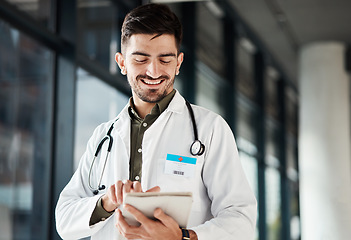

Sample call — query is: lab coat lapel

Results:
[114,105,131,162]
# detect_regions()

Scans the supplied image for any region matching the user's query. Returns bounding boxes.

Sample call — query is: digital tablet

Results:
[121,192,193,228]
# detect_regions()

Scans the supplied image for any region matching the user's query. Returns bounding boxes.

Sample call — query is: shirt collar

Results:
[128,89,176,120]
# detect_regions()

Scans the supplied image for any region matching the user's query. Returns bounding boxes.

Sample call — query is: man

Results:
[56,3,256,240]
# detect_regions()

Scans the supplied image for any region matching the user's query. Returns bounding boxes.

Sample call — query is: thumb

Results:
[154,208,178,228]
[145,186,160,193]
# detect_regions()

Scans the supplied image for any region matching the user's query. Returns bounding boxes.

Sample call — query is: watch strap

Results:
[181,228,190,240]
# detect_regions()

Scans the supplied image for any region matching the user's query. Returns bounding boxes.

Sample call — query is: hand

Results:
[101,180,160,212]
[116,205,182,240]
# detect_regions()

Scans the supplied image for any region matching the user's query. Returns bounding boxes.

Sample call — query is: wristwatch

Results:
[181,228,190,240]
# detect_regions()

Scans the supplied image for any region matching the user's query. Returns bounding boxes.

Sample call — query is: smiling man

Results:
[116,33,183,118]
[56,4,257,240]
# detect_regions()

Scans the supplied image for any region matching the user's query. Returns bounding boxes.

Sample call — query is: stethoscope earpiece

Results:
[92,185,105,195]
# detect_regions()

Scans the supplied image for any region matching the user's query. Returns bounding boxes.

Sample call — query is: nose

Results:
[146,60,161,79]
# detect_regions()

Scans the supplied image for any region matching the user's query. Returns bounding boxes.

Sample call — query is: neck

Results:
[132,97,156,119]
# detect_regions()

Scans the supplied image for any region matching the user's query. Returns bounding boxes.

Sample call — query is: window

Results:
[287,135,300,240]
[196,2,225,78]
[265,120,282,240]
[236,100,259,238]
[236,38,256,102]
[74,68,129,168]
[194,3,225,116]
[0,20,53,239]
[265,66,279,120]
[286,87,298,136]
[77,0,129,72]
[5,0,51,28]
[195,62,225,116]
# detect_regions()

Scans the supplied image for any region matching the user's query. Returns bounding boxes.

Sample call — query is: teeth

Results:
[143,80,162,85]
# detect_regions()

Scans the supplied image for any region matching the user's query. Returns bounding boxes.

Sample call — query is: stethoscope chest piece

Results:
[186,100,205,156]
[190,139,205,156]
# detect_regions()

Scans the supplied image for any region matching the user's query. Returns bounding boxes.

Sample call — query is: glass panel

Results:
[74,68,129,169]
[238,146,258,197]
[287,134,300,239]
[286,87,298,137]
[265,118,282,239]
[77,0,128,72]
[237,101,257,145]
[0,20,53,239]
[239,149,259,239]
[195,62,225,116]
[174,75,183,93]
[287,134,298,181]
[196,2,224,78]
[265,166,282,240]
[236,38,256,101]
[5,0,51,27]
[265,120,280,167]
[265,66,279,120]
[290,181,301,240]
[236,102,258,239]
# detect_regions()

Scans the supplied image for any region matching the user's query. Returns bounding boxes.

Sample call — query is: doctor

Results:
[56,3,257,240]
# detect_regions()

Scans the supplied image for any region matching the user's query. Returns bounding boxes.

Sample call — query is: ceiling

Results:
[226,0,351,89]
[9,0,350,90]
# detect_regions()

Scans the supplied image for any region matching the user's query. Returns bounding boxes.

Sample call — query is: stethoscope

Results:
[88,100,205,195]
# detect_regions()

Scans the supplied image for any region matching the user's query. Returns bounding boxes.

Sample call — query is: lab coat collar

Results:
[166,89,186,114]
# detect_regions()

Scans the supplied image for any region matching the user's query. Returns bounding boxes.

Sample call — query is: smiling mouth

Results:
[141,79,163,85]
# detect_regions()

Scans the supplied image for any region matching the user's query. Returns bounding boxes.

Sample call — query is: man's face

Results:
[116,34,183,103]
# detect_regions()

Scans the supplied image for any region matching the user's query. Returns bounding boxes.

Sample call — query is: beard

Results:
[129,74,175,103]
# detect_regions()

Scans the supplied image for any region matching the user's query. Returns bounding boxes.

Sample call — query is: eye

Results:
[135,58,147,63]
[160,58,172,64]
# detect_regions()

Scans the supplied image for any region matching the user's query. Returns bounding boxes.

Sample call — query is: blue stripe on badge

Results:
[166,154,197,165]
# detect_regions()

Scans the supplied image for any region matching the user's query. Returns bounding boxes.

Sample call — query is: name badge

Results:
[164,154,197,178]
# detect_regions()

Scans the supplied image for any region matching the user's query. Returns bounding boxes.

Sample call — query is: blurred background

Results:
[1,0,350,239]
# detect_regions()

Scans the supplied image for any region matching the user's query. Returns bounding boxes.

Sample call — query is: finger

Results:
[145,186,160,193]
[132,181,142,192]
[124,204,153,228]
[154,208,179,228]
[116,209,130,232]
[122,180,133,203]
[116,209,143,239]
[116,180,123,204]
[109,184,117,205]
[101,185,118,212]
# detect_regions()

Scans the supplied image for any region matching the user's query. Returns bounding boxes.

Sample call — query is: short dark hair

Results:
[121,3,183,52]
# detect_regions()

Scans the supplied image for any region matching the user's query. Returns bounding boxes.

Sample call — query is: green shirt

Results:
[89,89,176,225]
[128,89,176,182]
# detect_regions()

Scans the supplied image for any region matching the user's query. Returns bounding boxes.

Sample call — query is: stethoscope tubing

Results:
[88,100,205,195]
[88,120,117,194]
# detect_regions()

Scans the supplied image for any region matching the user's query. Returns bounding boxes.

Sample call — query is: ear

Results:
[115,52,127,75]
[176,52,184,76]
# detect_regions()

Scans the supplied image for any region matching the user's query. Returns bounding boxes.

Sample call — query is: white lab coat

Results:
[55,91,257,240]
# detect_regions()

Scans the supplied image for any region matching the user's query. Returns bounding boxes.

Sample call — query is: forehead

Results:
[123,34,178,55]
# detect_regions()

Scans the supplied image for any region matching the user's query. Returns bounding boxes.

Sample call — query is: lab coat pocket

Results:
[156,154,205,212]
